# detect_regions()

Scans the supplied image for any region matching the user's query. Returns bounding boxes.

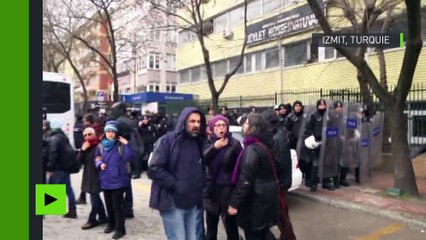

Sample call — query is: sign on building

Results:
[246,0,325,47]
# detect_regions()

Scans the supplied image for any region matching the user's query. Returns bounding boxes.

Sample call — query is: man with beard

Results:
[148,107,207,240]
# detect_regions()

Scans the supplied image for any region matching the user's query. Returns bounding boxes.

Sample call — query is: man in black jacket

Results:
[46,119,77,218]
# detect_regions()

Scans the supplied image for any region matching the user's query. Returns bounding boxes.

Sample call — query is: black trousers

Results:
[103,188,126,233]
[205,211,239,240]
[243,227,275,240]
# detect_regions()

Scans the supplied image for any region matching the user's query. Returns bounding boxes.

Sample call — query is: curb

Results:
[289,190,426,230]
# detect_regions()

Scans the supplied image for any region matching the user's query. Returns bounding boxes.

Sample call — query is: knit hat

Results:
[50,119,63,130]
[208,115,229,131]
[104,120,118,133]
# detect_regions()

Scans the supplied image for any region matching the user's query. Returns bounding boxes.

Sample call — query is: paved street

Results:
[43,172,426,240]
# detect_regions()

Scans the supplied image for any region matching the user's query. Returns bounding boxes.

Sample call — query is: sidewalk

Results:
[290,171,426,230]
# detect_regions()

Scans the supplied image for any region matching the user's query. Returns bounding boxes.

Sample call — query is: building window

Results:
[150,30,161,41]
[245,53,253,73]
[149,54,160,69]
[263,0,281,14]
[229,7,244,28]
[178,30,197,44]
[141,55,146,70]
[247,0,261,20]
[284,41,307,67]
[229,56,244,75]
[166,54,176,70]
[147,83,160,92]
[265,48,279,69]
[166,84,177,93]
[213,60,227,79]
[191,67,201,82]
[325,47,335,59]
[179,69,190,83]
[166,29,177,43]
[214,13,228,33]
[255,52,263,71]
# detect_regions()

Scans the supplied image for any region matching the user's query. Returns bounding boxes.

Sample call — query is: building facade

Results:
[176,0,426,104]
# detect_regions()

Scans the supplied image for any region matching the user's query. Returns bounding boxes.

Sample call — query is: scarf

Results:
[210,132,232,184]
[231,135,262,185]
[101,138,117,152]
[87,138,100,147]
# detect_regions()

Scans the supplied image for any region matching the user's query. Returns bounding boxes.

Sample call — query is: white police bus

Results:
[43,71,75,148]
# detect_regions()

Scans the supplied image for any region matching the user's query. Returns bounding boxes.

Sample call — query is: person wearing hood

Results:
[95,121,136,239]
[302,99,327,192]
[46,119,78,218]
[228,113,279,240]
[203,115,242,240]
[148,107,207,240]
[285,100,304,150]
[278,103,291,125]
[77,127,108,230]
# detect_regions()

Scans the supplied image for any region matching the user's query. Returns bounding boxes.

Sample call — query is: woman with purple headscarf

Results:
[203,115,242,240]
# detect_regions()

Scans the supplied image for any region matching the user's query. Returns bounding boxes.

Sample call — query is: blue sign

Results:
[346,118,357,128]
[120,92,193,103]
[361,138,369,147]
[373,127,381,136]
[326,127,339,139]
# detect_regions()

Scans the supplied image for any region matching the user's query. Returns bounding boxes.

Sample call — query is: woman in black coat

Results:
[228,113,279,240]
[77,127,108,229]
[203,115,242,240]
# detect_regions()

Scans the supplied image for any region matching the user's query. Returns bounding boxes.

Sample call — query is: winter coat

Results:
[73,120,85,149]
[228,143,279,231]
[45,129,71,172]
[95,142,136,190]
[284,111,304,150]
[301,111,325,162]
[203,136,242,215]
[271,126,292,191]
[148,107,207,211]
[77,145,101,193]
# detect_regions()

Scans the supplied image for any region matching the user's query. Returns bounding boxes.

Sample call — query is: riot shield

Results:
[318,102,341,180]
[370,112,384,167]
[340,103,362,168]
[296,105,315,160]
[359,122,372,184]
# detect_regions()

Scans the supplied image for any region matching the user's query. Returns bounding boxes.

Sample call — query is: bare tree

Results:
[43,0,91,112]
[308,0,423,196]
[148,0,249,109]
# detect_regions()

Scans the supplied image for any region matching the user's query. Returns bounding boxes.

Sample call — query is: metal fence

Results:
[195,83,426,148]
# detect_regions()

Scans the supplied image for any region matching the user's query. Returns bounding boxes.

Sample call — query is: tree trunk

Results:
[211,92,219,110]
[387,103,419,196]
[357,70,372,103]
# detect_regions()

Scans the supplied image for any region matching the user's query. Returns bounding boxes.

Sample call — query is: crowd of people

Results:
[42,99,373,240]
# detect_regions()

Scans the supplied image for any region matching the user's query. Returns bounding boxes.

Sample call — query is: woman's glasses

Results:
[83,133,93,137]
[214,123,227,128]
